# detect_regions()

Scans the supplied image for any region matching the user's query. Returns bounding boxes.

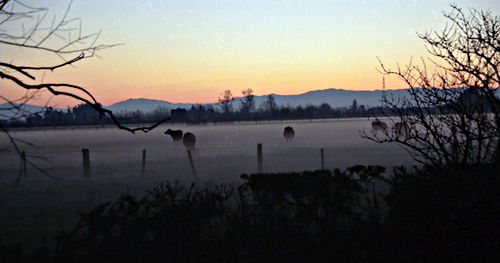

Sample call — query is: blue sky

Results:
[2,0,499,105]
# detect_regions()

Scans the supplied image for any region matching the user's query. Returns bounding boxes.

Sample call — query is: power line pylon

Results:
[381,76,387,107]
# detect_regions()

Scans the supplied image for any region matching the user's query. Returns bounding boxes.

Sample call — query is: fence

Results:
[16,144,330,179]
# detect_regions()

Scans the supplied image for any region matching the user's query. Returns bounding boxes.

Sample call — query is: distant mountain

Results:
[106,88,410,113]
[1,89,411,118]
[106,98,193,113]
[246,88,410,108]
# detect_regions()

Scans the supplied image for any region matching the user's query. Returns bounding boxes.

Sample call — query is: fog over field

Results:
[1,118,413,183]
[0,118,414,248]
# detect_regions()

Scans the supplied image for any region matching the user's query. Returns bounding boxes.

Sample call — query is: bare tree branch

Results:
[1,0,170,185]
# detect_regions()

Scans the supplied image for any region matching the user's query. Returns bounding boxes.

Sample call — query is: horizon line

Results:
[112,87,409,105]
[1,87,409,109]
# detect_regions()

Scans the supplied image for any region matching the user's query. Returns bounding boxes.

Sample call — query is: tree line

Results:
[3,85,491,128]
[1,103,171,127]
[175,89,386,123]
[1,94,388,128]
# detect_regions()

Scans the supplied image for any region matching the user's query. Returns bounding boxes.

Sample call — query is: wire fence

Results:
[7,144,334,181]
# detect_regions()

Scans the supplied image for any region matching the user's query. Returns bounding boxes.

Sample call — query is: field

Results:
[0,118,413,248]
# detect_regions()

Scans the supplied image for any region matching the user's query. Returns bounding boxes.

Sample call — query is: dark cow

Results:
[183,132,196,150]
[371,119,388,134]
[283,126,295,141]
[164,129,183,143]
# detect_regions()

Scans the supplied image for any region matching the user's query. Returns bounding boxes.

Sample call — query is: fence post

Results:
[257,143,263,173]
[187,150,197,178]
[82,148,90,177]
[141,149,146,176]
[320,148,325,170]
[21,151,27,176]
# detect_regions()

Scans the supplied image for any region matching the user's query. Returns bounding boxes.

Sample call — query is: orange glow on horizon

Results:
[2,0,491,108]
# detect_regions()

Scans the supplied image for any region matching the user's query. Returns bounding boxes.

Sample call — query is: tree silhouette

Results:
[239,88,255,119]
[218,89,234,120]
[362,5,499,166]
[0,0,168,182]
[264,94,277,117]
[351,99,358,113]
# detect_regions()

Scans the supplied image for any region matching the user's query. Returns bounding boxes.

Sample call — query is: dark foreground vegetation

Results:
[2,165,499,262]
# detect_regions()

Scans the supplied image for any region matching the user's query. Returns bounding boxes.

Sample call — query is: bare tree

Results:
[0,0,168,181]
[362,5,499,167]
[263,94,277,118]
[239,88,255,118]
[218,89,234,120]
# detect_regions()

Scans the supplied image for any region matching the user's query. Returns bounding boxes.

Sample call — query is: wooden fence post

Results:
[320,148,325,170]
[82,148,90,177]
[257,143,263,173]
[141,149,146,176]
[187,150,197,178]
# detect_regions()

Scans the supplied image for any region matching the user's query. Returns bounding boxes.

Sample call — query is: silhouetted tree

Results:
[359,105,367,115]
[72,104,101,124]
[25,113,42,126]
[264,94,277,117]
[239,88,255,119]
[218,90,234,120]
[351,99,358,115]
[318,103,332,118]
[0,0,168,183]
[305,104,315,121]
[0,1,165,132]
[189,104,213,123]
[150,106,170,121]
[363,5,500,166]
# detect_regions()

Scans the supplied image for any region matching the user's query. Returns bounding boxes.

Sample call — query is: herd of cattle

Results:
[165,119,408,151]
[164,129,196,150]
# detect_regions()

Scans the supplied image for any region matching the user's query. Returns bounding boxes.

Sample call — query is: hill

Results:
[107,88,409,113]
[248,88,409,108]
[106,98,192,113]
[1,88,411,117]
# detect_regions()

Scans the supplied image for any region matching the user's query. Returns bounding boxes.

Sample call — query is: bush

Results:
[382,165,500,262]
[52,168,385,263]
[6,165,499,262]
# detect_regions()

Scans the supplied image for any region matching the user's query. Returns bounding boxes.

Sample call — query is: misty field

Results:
[1,118,414,181]
[0,118,413,249]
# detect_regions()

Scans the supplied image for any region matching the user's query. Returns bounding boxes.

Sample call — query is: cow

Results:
[164,129,183,143]
[371,119,388,134]
[183,132,196,150]
[283,126,295,141]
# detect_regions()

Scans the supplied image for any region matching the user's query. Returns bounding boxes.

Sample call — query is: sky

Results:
[1,0,499,107]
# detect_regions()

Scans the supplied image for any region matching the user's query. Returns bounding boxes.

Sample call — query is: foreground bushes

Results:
[382,165,500,262]
[3,165,500,262]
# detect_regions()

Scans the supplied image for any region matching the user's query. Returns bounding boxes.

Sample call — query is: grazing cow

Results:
[283,126,295,141]
[393,122,409,137]
[183,132,196,150]
[371,119,388,134]
[164,129,183,143]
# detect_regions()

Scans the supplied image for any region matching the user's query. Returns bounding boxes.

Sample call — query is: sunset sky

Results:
[1,0,499,107]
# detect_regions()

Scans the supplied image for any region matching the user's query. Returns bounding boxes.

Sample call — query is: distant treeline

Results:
[2,97,390,128]
[1,103,170,128]
[169,98,388,124]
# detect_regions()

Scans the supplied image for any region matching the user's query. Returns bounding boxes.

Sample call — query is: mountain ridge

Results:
[1,88,411,116]
[107,88,410,112]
